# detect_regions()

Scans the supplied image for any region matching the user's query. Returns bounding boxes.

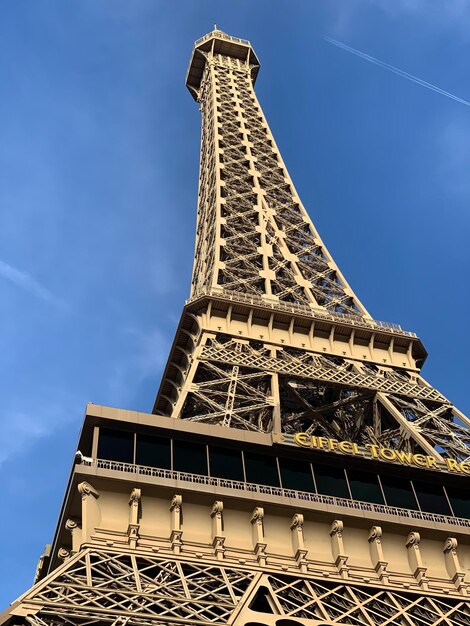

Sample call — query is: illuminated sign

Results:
[293,433,470,475]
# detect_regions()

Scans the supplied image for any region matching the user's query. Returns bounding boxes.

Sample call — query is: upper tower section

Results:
[185,28,371,319]
[186,28,260,100]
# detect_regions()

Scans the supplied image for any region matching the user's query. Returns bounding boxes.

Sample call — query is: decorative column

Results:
[77,481,100,545]
[443,537,467,595]
[251,507,267,566]
[405,532,428,590]
[368,526,389,583]
[65,518,81,554]
[211,501,225,560]
[127,488,141,549]
[330,520,349,579]
[290,513,308,572]
[170,495,183,554]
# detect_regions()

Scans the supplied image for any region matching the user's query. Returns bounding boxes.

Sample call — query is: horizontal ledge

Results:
[78,458,470,531]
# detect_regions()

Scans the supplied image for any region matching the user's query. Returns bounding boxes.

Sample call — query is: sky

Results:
[1,0,469,605]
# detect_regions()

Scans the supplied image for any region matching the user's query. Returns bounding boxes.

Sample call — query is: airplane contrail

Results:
[0,259,66,309]
[324,36,470,108]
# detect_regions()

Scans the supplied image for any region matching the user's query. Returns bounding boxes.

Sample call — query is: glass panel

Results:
[98,428,133,463]
[136,433,170,469]
[244,452,280,487]
[381,474,419,510]
[445,485,470,519]
[313,463,350,499]
[173,440,207,475]
[279,458,314,492]
[209,446,244,481]
[347,469,384,504]
[414,480,452,515]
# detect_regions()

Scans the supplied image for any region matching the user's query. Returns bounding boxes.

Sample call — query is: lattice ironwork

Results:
[7,549,470,626]
[201,337,445,402]
[149,28,470,463]
[10,549,254,626]
[264,573,470,625]
[191,39,368,316]
[386,395,470,460]
[5,28,469,626]
[168,332,470,460]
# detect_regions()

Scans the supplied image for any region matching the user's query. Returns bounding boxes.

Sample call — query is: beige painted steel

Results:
[187,31,368,312]
[2,28,469,626]
[3,466,468,625]
[152,30,469,465]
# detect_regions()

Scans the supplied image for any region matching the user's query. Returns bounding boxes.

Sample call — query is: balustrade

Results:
[81,458,470,528]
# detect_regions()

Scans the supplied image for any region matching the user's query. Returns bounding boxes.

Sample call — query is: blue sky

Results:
[1,0,469,603]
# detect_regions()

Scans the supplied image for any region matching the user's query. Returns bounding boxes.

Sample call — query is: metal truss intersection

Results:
[10,548,470,626]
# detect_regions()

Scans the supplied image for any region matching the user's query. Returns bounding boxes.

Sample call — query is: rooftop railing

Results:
[81,458,469,529]
[194,31,251,49]
[187,290,418,338]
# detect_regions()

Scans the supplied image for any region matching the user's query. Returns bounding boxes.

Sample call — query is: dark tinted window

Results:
[381,474,419,510]
[209,446,244,481]
[173,440,207,475]
[445,485,470,519]
[414,480,452,515]
[98,428,133,463]
[136,433,170,469]
[313,463,350,499]
[244,452,280,487]
[279,458,314,492]
[348,469,384,504]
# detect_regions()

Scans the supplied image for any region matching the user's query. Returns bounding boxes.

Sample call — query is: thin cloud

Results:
[324,36,470,108]
[0,398,80,467]
[107,326,170,406]
[0,259,65,309]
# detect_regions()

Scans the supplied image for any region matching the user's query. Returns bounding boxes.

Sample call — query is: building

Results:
[1,27,469,626]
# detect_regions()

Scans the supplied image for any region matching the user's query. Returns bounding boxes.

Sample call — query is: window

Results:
[209,446,244,481]
[446,485,470,519]
[244,452,280,487]
[136,433,170,469]
[347,469,384,505]
[279,458,314,492]
[381,474,419,510]
[173,440,207,475]
[414,480,452,515]
[98,428,133,463]
[313,463,350,499]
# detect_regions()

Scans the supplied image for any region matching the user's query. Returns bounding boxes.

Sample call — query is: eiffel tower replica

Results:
[2,28,470,626]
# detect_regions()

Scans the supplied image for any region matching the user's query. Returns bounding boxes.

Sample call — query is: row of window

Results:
[97,428,469,519]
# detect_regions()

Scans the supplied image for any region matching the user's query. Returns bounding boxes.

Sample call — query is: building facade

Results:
[2,28,469,626]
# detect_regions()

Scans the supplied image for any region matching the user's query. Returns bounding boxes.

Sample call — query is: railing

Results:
[187,290,417,338]
[195,31,251,48]
[81,458,470,528]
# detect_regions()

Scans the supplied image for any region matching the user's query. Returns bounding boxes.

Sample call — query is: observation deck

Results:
[186,28,260,100]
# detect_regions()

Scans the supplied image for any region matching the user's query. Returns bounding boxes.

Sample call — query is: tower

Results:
[2,26,469,626]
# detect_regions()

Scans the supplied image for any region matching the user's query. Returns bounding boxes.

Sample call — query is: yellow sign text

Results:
[292,432,470,475]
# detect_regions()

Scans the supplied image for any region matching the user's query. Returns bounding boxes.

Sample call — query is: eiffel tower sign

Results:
[2,28,469,626]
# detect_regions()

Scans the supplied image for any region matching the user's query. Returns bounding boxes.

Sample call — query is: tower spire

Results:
[187,29,367,317]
